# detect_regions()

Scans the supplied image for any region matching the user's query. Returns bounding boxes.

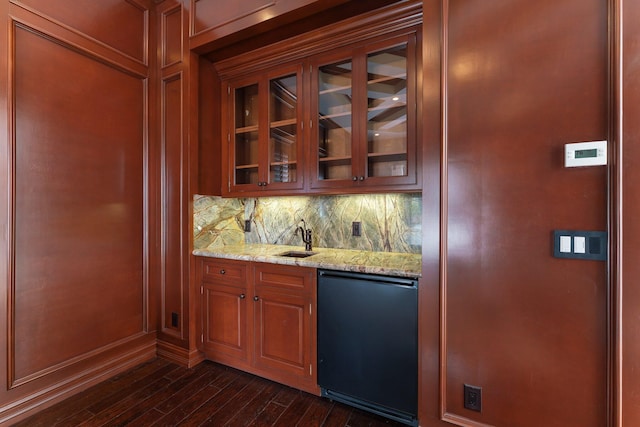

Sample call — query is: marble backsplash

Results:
[193,193,422,254]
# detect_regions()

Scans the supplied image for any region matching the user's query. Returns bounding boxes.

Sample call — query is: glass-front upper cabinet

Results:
[311,33,418,190]
[316,58,353,182]
[225,66,303,194]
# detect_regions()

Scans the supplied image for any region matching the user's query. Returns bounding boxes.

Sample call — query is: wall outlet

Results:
[464,384,482,412]
[244,220,251,232]
[352,221,361,237]
[171,312,179,328]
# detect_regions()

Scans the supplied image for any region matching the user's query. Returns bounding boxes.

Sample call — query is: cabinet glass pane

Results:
[235,131,259,185]
[367,44,408,178]
[270,74,297,184]
[234,83,259,185]
[235,83,259,129]
[318,60,352,181]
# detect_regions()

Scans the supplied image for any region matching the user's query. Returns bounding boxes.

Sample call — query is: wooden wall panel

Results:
[162,5,182,67]
[441,1,608,426]
[197,57,221,196]
[161,72,185,339]
[0,1,157,423]
[621,0,640,425]
[12,0,148,63]
[419,1,448,425]
[12,24,146,383]
[156,0,202,367]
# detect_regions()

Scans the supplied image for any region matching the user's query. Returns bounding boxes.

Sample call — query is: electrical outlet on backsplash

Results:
[193,193,422,254]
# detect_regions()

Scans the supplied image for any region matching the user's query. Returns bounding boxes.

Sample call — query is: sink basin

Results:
[277,250,316,258]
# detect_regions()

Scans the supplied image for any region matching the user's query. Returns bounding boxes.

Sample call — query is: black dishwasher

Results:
[317,269,418,426]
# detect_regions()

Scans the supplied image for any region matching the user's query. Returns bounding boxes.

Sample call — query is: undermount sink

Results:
[277,250,317,258]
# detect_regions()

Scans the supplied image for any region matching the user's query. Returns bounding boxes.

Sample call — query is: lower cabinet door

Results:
[252,289,311,379]
[203,283,249,363]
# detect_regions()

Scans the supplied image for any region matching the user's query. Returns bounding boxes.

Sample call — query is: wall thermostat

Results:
[565,140,607,167]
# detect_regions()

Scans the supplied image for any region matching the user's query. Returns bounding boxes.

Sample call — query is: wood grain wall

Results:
[421,1,608,426]
[0,0,157,422]
[155,0,207,368]
[620,0,640,425]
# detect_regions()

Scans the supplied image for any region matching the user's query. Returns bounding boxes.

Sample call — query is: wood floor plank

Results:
[101,375,193,426]
[246,401,289,427]
[78,377,173,427]
[13,359,172,427]
[225,380,282,427]
[174,372,255,426]
[152,383,223,425]
[273,391,315,427]
[347,408,404,427]
[296,397,334,427]
[153,364,228,415]
[125,408,165,427]
[14,359,409,427]
[198,376,268,426]
[85,363,178,415]
[322,403,353,427]
[52,409,95,426]
[111,362,214,425]
[270,386,299,407]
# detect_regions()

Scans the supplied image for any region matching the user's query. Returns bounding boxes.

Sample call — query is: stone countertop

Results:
[193,244,422,278]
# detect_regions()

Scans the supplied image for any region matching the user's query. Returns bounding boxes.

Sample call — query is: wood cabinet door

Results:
[223,64,304,196]
[252,289,312,379]
[309,31,421,192]
[202,282,250,363]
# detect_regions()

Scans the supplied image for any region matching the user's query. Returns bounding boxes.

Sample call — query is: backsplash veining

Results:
[193,193,422,254]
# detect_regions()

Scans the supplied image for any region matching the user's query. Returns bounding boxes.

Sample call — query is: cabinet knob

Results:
[359,176,365,181]
[239,293,246,299]
[257,182,262,187]
[352,176,358,181]
[219,269,225,274]
[253,296,259,301]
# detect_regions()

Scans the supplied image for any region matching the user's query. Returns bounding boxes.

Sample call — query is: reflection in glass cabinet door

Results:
[234,83,259,185]
[317,59,353,181]
[366,43,408,179]
[269,74,298,184]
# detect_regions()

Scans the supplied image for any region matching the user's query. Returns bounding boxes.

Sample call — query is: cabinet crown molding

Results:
[214,1,421,79]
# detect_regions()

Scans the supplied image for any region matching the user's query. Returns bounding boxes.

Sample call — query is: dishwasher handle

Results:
[318,269,418,288]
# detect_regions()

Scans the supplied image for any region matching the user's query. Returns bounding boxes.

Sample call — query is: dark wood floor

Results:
[13,359,405,427]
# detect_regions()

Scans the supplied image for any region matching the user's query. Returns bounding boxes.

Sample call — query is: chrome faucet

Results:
[295,219,313,251]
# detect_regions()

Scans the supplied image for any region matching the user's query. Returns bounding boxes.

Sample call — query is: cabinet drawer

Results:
[254,263,315,294]
[201,258,248,285]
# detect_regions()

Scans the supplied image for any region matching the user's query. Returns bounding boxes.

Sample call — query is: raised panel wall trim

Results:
[611,0,622,425]
[191,0,276,36]
[9,22,150,388]
[0,335,156,425]
[8,11,148,78]
[161,71,186,341]
[438,1,451,423]
[10,0,150,66]
[419,0,447,426]
[160,2,183,69]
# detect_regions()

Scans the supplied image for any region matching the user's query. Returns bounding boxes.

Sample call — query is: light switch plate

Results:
[553,230,607,261]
